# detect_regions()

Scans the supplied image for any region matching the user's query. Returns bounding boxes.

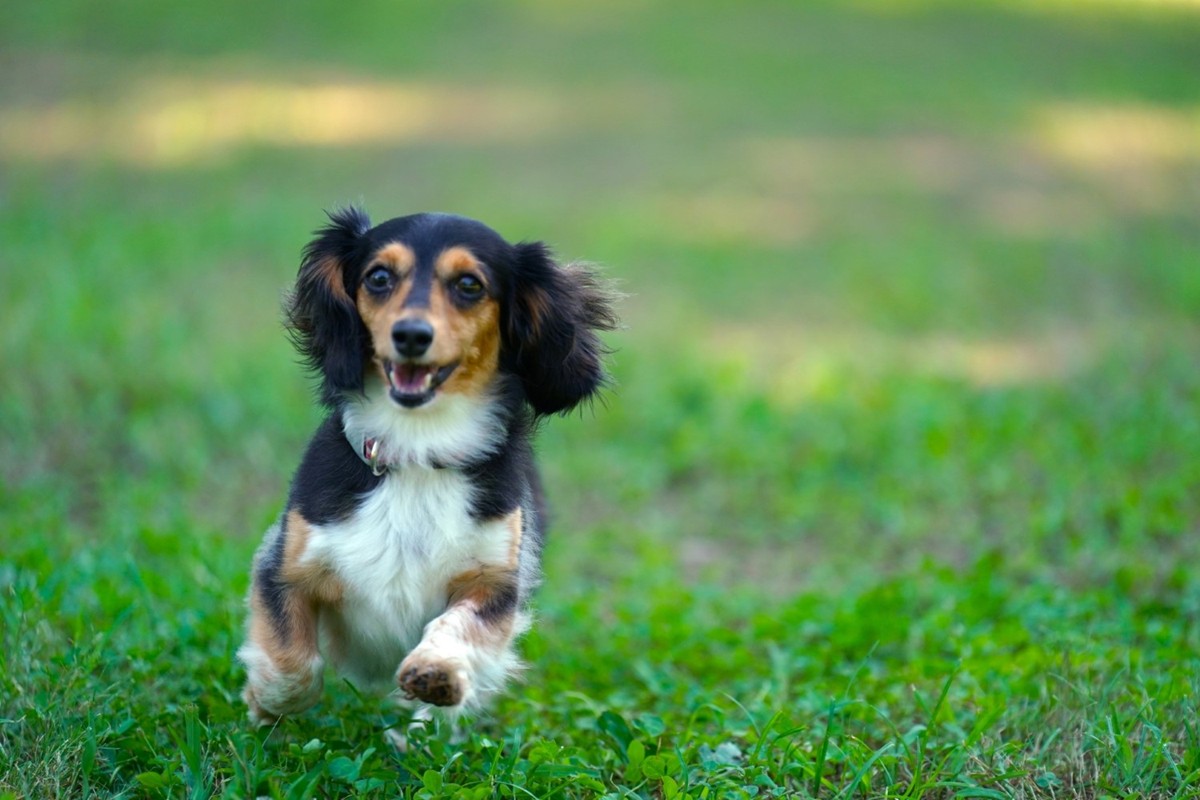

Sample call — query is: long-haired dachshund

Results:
[237,208,617,727]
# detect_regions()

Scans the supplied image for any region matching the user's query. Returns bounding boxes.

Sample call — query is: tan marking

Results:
[313,255,351,304]
[506,508,523,568]
[438,289,501,398]
[434,245,480,277]
[280,509,344,605]
[246,579,319,675]
[445,563,519,647]
[519,284,551,340]
[446,564,516,604]
[369,242,416,273]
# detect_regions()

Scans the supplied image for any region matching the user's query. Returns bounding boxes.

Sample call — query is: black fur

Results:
[464,435,536,521]
[462,378,536,521]
[254,515,293,644]
[287,412,381,525]
[476,581,519,623]
[287,207,374,406]
[503,241,619,416]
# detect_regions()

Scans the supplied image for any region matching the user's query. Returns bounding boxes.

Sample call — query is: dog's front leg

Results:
[396,564,527,712]
[239,587,325,724]
[238,514,341,724]
[397,507,531,714]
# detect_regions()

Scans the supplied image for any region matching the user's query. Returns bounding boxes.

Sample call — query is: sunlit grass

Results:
[0,76,570,166]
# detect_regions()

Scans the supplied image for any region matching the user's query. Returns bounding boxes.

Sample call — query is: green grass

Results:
[3,0,1200,797]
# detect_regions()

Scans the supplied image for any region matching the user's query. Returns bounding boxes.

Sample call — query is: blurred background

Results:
[2,1,1198,621]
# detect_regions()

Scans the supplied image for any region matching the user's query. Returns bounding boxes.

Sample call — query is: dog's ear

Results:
[505,242,619,416]
[286,207,371,402]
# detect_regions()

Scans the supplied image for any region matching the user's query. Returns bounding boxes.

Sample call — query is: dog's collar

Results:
[349,433,475,474]
[356,435,391,476]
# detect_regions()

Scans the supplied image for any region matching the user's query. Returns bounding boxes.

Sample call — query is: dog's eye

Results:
[454,274,484,300]
[364,267,394,294]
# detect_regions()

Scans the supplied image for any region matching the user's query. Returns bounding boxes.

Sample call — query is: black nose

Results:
[392,318,434,358]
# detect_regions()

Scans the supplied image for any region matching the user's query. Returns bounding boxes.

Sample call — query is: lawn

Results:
[2,0,1199,797]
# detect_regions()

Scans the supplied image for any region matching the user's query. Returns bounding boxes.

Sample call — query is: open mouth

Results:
[382,360,458,408]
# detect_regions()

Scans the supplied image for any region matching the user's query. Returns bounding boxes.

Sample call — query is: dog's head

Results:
[287,207,617,416]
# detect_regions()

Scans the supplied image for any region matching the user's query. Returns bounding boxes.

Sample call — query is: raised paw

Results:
[397,658,467,707]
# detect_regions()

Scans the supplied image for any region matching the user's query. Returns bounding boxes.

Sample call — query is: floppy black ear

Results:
[285,207,371,404]
[506,242,619,416]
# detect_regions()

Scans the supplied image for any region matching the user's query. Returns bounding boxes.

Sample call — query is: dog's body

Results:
[237,209,615,724]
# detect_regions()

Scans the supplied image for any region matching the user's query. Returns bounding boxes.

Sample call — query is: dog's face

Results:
[287,208,617,415]
[353,217,509,409]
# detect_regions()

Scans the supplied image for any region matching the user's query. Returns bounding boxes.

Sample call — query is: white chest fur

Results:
[305,466,509,687]
[341,378,505,469]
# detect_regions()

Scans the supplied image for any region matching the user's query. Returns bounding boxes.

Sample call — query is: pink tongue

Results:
[392,363,433,393]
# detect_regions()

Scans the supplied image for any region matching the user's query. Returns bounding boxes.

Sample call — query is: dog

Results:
[237,208,617,727]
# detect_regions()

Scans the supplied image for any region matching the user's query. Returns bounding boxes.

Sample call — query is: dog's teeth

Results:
[422,371,434,390]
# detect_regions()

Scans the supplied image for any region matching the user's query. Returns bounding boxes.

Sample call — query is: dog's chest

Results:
[305,467,486,677]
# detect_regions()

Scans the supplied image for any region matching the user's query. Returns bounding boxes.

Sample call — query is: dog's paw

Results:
[240,652,324,725]
[397,655,468,707]
[243,678,323,726]
[243,685,282,727]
